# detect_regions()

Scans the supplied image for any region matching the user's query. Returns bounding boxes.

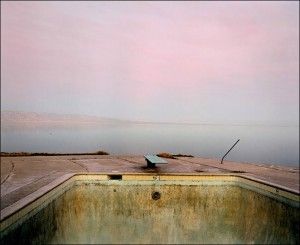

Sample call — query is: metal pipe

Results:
[220,139,240,164]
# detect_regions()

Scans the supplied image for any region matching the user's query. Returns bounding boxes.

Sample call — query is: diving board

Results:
[144,155,168,168]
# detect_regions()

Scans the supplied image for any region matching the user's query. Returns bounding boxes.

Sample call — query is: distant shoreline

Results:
[1,111,298,128]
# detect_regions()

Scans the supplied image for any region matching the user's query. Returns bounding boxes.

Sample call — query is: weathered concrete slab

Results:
[179,157,299,191]
[1,155,299,210]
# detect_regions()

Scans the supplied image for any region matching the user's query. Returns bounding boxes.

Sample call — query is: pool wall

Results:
[1,173,299,236]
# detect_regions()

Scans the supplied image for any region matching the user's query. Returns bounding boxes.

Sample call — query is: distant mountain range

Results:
[1,111,298,127]
[1,111,133,125]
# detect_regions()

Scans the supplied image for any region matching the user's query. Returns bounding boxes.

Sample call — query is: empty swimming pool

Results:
[1,174,299,244]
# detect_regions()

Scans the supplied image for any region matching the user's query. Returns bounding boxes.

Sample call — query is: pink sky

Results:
[1,1,299,124]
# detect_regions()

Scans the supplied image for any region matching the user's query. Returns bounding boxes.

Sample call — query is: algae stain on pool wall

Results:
[2,183,299,244]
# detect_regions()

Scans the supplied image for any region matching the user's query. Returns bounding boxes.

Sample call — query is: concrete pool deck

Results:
[1,155,299,210]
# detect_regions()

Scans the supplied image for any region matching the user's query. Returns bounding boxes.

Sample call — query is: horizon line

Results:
[1,110,299,127]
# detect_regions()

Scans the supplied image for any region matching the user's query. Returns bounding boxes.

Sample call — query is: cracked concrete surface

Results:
[1,161,14,185]
[1,155,299,210]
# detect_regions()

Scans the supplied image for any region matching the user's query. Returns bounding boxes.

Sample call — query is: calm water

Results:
[1,123,299,167]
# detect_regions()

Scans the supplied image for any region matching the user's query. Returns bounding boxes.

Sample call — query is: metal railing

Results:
[220,139,240,164]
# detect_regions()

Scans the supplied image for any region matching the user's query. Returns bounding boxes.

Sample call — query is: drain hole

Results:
[152,191,161,200]
[108,175,122,180]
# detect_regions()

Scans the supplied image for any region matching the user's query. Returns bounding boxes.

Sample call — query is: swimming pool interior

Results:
[1,174,299,244]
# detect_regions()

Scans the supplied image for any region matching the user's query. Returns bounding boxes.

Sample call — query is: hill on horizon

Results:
[1,111,133,125]
[1,111,298,127]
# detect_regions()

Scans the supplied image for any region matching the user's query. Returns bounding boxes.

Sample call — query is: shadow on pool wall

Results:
[1,182,299,244]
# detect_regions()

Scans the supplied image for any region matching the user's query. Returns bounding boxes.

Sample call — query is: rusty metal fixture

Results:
[221,139,240,164]
[152,191,161,200]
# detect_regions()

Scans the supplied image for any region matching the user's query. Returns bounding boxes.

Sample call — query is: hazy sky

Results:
[1,1,299,124]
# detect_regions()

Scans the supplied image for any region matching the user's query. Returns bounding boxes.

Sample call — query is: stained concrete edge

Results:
[1,155,299,216]
[1,172,299,232]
